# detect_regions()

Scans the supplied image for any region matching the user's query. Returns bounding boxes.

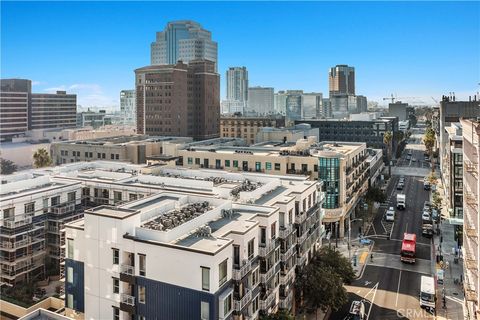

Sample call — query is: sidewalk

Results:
[432,177,467,320]
[333,219,374,279]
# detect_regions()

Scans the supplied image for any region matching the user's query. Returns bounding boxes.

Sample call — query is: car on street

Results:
[385,207,395,222]
[412,158,416,162]
[406,155,411,160]
[422,224,434,238]
[397,181,404,190]
[344,300,365,320]
[431,208,439,222]
[422,211,431,223]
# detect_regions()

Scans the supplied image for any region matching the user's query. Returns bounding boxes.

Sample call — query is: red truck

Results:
[401,233,416,263]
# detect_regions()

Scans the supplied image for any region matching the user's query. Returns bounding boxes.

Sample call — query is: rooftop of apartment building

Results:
[298,117,396,124]
[64,165,317,253]
[445,122,463,142]
[220,114,285,120]
[183,136,365,158]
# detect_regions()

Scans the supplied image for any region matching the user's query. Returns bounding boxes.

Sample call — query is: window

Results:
[89,152,93,158]
[97,153,101,158]
[201,267,210,291]
[129,193,138,201]
[138,285,146,303]
[233,160,238,168]
[43,198,49,213]
[225,160,230,167]
[67,239,74,259]
[111,154,115,160]
[24,202,35,214]
[187,157,193,165]
[195,158,201,165]
[113,277,119,294]
[223,293,232,317]
[265,162,272,170]
[251,267,259,287]
[102,153,106,159]
[51,196,60,207]
[113,307,119,320]
[68,192,76,202]
[115,154,119,160]
[255,162,261,172]
[260,227,266,245]
[201,301,210,320]
[114,191,122,202]
[288,209,293,224]
[67,267,73,284]
[233,245,240,266]
[67,294,74,309]
[112,248,119,265]
[252,294,259,313]
[314,164,318,172]
[271,222,276,239]
[139,254,146,276]
[274,163,281,170]
[85,152,89,158]
[248,239,254,259]
[219,259,228,286]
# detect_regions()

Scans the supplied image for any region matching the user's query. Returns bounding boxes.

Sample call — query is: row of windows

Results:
[186,157,318,172]
[60,150,120,160]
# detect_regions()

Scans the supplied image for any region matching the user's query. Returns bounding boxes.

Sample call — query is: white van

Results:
[419,276,435,310]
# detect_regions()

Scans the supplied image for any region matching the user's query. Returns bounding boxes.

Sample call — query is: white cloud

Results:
[44,83,118,108]
[31,81,45,86]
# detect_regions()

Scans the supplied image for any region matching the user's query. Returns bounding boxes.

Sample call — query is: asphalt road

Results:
[330,127,435,320]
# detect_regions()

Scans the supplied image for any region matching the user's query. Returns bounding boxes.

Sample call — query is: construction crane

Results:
[431,97,439,104]
[382,93,420,104]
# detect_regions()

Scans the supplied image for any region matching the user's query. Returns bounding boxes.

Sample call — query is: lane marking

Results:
[396,270,402,307]
[389,222,395,239]
[365,282,379,320]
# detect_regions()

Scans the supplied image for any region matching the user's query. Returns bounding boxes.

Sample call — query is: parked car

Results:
[431,208,439,222]
[385,208,395,222]
[422,211,431,223]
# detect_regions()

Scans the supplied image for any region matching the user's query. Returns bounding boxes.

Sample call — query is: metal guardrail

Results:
[297,231,308,245]
[234,289,252,311]
[280,246,295,262]
[259,290,276,310]
[279,290,293,309]
[0,238,31,249]
[120,264,134,275]
[233,260,252,280]
[279,225,293,238]
[121,293,135,306]
[259,239,277,257]
[3,215,32,229]
[295,211,307,224]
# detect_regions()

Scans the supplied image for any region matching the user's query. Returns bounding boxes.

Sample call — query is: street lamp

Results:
[348,218,363,260]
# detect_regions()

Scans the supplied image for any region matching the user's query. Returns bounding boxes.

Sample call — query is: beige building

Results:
[220,115,285,144]
[461,118,480,318]
[179,137,368,237]
[51,135,192,165]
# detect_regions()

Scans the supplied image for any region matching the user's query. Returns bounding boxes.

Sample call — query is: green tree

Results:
[33,148,52,168]
[383,131,393,176]
[260,310,294,320]
[0,158,17,174]
[432,191,442,211]
[296,247,355,318]
[423,127,436,172]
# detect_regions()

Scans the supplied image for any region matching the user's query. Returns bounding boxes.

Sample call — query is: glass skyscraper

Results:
[151,20,218,70]
[318,157,340,209]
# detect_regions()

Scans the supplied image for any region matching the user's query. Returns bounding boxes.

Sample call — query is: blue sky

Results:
[1,1,479,108]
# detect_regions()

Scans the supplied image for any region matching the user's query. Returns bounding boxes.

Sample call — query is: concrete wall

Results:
[0,297,64,319]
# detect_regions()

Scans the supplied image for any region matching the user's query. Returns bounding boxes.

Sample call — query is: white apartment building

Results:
[120,90,136,126]
[248,87,274,115]
[461,119,480,318]
[63,166,323,320]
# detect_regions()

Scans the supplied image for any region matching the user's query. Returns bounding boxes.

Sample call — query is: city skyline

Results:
[1,1,479,108]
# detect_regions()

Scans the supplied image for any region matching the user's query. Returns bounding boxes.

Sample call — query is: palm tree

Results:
[383,131,393,176]
[33,148,52,168]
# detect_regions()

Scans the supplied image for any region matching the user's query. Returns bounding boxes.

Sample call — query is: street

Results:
[331,126,436,320]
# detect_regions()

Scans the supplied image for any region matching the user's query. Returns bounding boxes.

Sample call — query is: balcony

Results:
[233,259,252,280]
[279,290,293,310]
[464,159,479,178]
[234,289,252,312]
[465,192,478,210]
[280,246,295,262]
[295,211,307,224]
[3,215,32,229]
[297,254,307,267]
[279,225,293,238]
[120,293,136,313]
[259,239,278,257]
[465,225,478,241]
[0,238,31,250]
[259,290,276,311]
[52,203,75,215]
[120,264,135,283]
[297,231,308,245]
[260,261,280,284]
[465,255,478,274]
[280,267,295,286]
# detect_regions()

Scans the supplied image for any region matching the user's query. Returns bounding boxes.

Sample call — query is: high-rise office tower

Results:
[302,92,323,118]
[31,91,77,130]
[274,91,288,115]
[120,90,136,125]
[247,87,274,115]
[226,67,248,102]
[329,64,355,96]
[135,60,220,140]
[0,79,31,140]
[285,90,303,123]
[151,21,218,70]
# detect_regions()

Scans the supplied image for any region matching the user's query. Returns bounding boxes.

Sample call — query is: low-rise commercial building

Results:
[255,124,319,144]
[220,116,285,144]
[51,136,192,165]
